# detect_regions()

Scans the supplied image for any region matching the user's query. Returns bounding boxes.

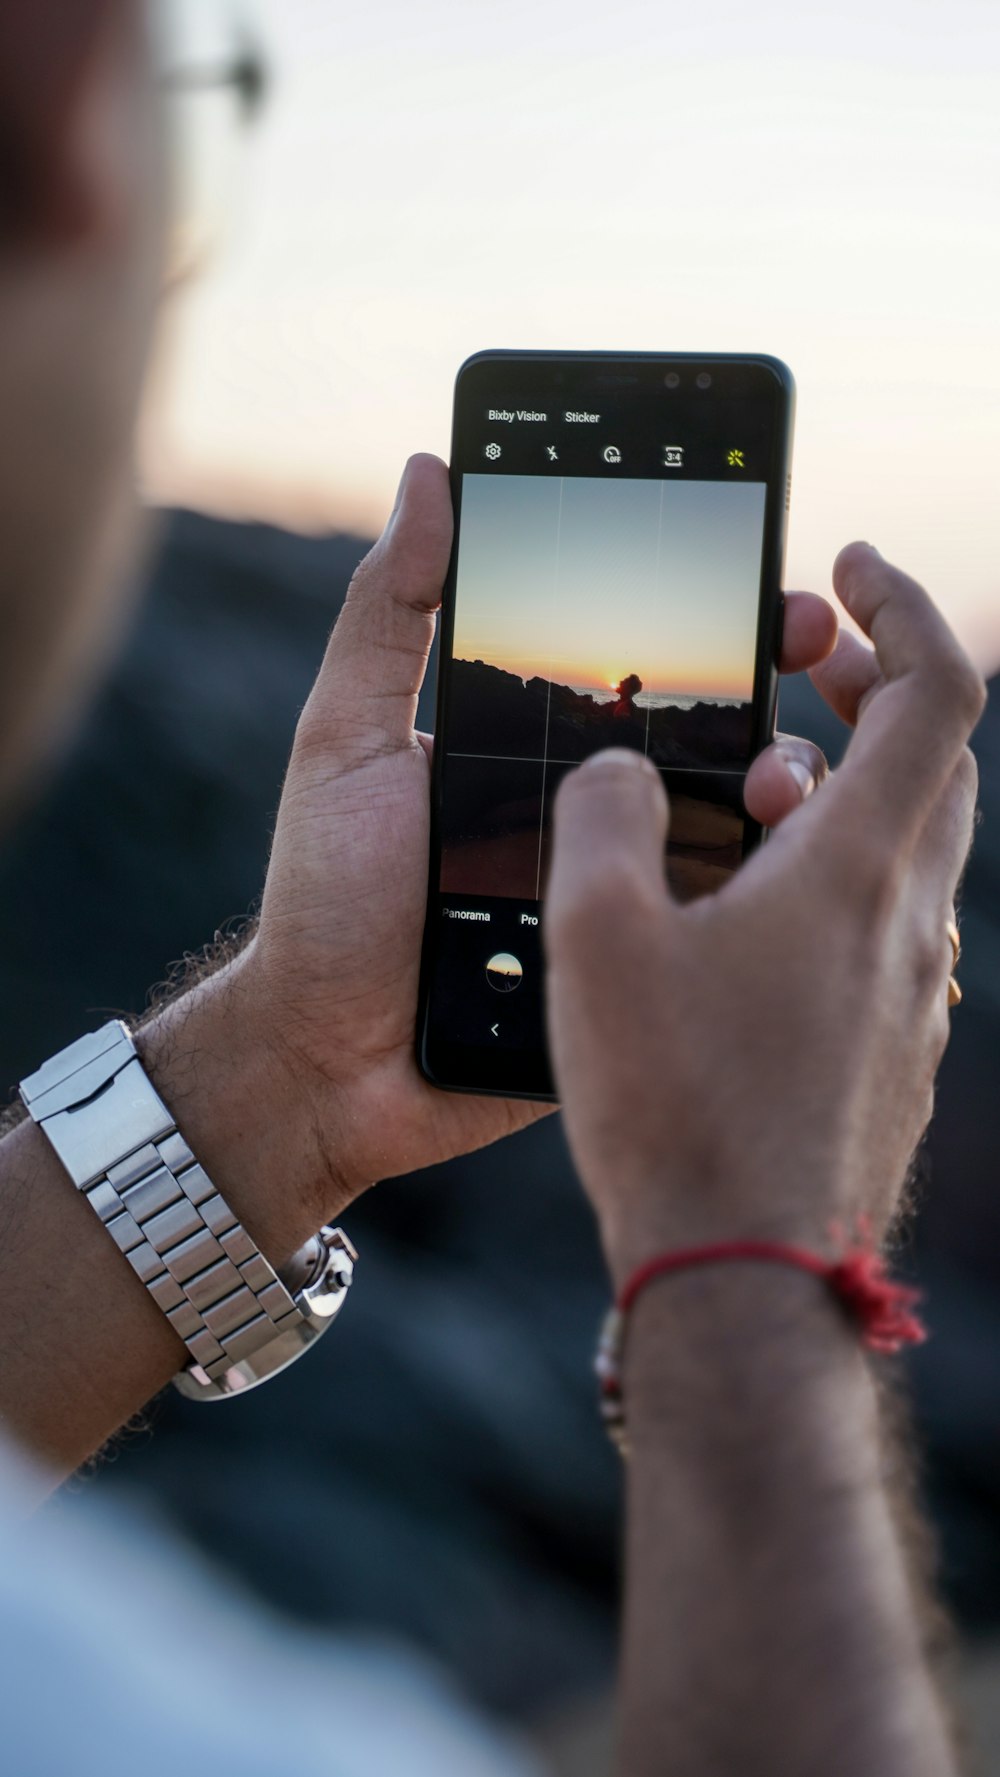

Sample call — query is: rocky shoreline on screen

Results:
[447,658,752,770]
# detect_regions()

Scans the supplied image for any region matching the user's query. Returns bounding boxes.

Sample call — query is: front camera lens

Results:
[696,371,712,390]
[664,371,681,389]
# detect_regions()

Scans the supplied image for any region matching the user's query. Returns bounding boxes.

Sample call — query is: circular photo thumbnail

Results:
[485,952,523,993]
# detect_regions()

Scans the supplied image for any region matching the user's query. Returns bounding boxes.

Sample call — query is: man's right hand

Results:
[545,543,985,1286]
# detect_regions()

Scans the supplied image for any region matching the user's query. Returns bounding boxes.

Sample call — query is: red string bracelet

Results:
[595,1229,927,1454]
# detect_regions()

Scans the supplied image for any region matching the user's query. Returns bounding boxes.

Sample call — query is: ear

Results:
[0,0,125,249]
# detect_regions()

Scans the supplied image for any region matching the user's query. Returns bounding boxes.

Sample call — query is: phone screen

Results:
[419,353,794,1099]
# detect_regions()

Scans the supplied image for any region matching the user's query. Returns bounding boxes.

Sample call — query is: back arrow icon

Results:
[490,1023,499,1037]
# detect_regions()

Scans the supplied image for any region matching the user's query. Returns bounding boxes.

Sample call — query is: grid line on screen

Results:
[534,478,565,898]
[448,752,745,774]
[643,481,666,759]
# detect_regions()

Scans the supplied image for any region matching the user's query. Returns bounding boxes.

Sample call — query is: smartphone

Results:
[418,351,795,1101]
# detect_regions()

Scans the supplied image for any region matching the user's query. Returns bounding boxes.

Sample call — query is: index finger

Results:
[826,543,985,852]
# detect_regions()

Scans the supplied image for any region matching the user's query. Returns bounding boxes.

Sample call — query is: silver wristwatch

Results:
[19,1021,357,1401]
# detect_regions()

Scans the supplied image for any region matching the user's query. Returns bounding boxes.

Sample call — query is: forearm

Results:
[0,948,346,1486]
[615,1265,955,1777]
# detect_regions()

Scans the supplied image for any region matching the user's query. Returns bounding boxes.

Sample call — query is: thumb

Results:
[298,454,452,762]
[545,751,672,1066]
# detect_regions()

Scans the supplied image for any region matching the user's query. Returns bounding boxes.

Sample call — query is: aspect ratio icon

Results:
[484,442,502,462]
[603,445,622,465]
[663,446,684,469]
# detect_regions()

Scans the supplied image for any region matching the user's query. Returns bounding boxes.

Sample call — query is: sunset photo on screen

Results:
[440,473,766,902]
[446,473,766,770]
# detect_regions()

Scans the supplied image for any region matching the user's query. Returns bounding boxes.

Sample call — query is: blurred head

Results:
[0,0,165,825]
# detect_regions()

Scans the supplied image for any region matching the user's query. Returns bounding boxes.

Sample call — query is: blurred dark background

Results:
[1,515,997,1735]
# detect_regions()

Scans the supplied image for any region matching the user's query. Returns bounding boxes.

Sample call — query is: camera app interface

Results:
[424,360,782,1088]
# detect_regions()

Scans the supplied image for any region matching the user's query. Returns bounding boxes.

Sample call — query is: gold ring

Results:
[946,918,962,1006]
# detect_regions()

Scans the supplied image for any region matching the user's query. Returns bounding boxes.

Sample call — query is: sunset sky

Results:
[146,0,1000,671]
[453,474,765,699]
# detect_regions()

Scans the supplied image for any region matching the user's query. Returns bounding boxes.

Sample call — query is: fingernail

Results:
[384,465,410,532]
[786,760,815,800]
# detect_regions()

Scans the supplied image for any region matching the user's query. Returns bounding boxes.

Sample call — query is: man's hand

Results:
[546,542,984,1282]
[192,454,838,1243]
[545,547,982,1777]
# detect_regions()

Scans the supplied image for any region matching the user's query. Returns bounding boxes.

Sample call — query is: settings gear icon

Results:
[484,442,502,461]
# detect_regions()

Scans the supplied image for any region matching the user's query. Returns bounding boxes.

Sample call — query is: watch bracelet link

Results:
[19,1021,356,1399]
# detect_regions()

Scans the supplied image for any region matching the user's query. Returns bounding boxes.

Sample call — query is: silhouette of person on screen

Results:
[612,673,643,719]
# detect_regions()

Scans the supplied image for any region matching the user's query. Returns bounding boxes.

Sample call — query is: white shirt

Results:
[0,1448,542,1777]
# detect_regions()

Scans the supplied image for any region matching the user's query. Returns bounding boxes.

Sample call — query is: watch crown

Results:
[300,1225,357,1319]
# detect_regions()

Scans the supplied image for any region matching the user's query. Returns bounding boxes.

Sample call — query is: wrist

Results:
[136,943,366,1270]
[622,1261,878,1463]
[597,1175,845,1299]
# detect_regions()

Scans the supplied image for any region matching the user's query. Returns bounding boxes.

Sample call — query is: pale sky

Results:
[144,0,1000,670]
[453,475,765,697]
